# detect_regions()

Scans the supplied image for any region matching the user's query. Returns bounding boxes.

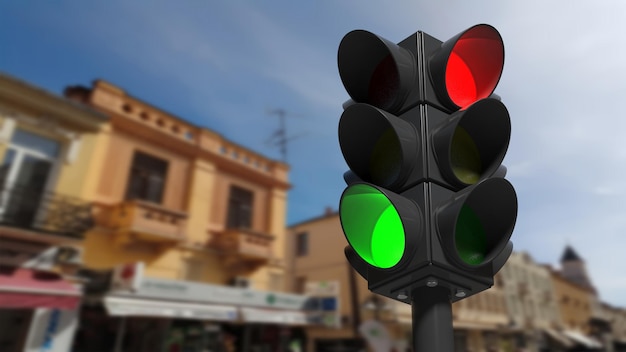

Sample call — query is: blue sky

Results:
[3,1,626,307]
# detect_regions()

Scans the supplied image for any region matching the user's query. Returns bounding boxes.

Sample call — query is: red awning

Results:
[0,267,81,309]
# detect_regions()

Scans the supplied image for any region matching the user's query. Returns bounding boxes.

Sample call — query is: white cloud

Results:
[592,186,623,196]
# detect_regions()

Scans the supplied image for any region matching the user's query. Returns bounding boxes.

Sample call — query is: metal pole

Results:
[347,263,362,336]
[373,295,381,321]
[113,316,127,352]
[242,324,252,351]
[412,286,454,352]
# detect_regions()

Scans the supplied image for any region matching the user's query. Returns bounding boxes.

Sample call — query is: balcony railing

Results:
[209,228,274,273]
[0,186,93,239]
[96,200,187,244]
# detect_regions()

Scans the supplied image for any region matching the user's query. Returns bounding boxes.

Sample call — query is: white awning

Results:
[240,307,310,325]
[563,330,603,349]
[544,328,574,348]
[104,295,238,321]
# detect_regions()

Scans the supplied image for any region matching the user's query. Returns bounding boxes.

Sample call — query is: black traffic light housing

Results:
[338,24,517,304]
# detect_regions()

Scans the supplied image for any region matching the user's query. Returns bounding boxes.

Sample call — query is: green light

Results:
[455,205,487,265]
[340,184,405,268]
[451,126,481,184]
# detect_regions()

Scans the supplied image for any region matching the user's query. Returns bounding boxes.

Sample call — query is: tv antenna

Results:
[266,108,307,163]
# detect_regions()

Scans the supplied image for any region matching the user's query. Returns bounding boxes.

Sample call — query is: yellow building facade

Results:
[62,80,311,351]
[0,73,306,351]
[66,79,290,290]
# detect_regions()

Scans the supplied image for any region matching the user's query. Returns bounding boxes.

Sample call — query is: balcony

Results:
[0,186,93,241]
[96,200,187,245]
[209,228,274,274]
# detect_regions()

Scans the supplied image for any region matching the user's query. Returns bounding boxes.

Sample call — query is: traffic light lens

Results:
[340,184,405,269]
[451,126,481,184]
[338,30,415,113]
[455,205,487,265]
[368,55,400,111]
[447,52,477,108]
[370,128,401,187]
[445,25,504,109]
[339,104,418,190]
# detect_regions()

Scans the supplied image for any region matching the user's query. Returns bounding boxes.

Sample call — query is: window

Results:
[0,129,61,226]
[125,151,168,203]
[11,129,60,158]
[296,232,308,257]
[294,276,307,294]
[226,186,253,228]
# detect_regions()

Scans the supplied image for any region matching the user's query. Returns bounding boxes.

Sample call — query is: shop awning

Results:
[397,317,509,331]
[104,295,238,321]
[0,267,81,309]
[452,321,505,331]
[240,307,310,325]
[544,328,575,348]
[563,330,603,349]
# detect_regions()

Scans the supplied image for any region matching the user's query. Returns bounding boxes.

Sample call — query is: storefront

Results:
[542,328,575,351]
[0,266,82,352]
[562,330,604,351]
[314,338,366,352]
[79,263,311,351]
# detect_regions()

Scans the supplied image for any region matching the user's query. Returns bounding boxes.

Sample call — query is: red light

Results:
[445,26,504,109]
[446,52,476,108]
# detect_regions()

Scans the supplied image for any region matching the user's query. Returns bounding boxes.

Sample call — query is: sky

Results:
[2,1,626,307]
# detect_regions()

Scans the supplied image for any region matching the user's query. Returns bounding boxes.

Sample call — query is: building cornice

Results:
[68,79,290,190]
[0,72,107,132]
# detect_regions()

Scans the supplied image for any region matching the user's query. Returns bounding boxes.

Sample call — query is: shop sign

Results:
[241,307,309,325]
[111,262,144,292]
[104,296,239,321]
[305,280,340,328]
[359,320,392,352]
[23,308,79,352]
[114,275,311,310]
[305,280,340,296]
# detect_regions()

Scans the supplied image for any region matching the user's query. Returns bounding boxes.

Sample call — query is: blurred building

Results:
[560,246,596,294]
[450,273,510,351]
[499,251,569,351]
[287,210,514,352]
[286,208,626,352]
[392,272,511,352]
[62,80,308,351]
[601,303,626,350]
[590,301,626,352]
[0,72,107,352]
[554,245,620,351]
[286,209,407,351]
[549,249,602,350]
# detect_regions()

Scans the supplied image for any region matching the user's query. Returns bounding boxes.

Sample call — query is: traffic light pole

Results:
[412,286,454,352]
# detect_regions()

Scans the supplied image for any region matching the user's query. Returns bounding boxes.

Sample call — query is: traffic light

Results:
[337,24,517,304]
